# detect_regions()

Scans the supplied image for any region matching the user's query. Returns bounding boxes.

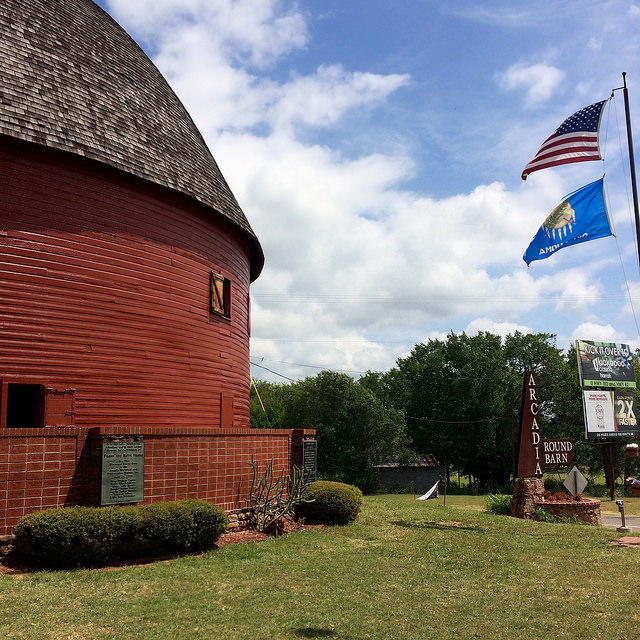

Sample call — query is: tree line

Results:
[250,332,639,492]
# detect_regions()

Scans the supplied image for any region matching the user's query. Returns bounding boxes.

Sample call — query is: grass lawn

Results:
[1,494,639,640]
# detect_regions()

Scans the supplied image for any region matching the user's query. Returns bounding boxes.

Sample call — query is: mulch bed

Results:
[216,529,270,546]
[0,520,327,575]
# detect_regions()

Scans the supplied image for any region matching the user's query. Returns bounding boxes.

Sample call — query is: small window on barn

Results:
[210,272,230,318]
[6,384,45,428]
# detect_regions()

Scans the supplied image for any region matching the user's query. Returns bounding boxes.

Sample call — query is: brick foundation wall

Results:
[534,498,602,525]
[0,427,315,535]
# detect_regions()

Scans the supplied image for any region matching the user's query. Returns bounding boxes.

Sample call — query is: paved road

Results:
[602,515,640,531]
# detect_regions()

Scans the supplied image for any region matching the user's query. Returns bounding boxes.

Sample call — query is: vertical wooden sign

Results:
[516,371,543,478]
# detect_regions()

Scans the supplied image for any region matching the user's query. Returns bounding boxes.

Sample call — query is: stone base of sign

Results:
[511,478,601,524]
[535,498,601,525]
[511,477,545,519]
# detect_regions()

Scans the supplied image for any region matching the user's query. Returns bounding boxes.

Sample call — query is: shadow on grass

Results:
[391,520,482,532]
[292,628,337,638]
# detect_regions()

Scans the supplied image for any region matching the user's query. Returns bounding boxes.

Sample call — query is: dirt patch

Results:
[609,537,640,548]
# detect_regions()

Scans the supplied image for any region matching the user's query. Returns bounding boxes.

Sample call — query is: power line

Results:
[250,360,300,382]
[252,338,411,344]
[406,415,490,425]
[251,356,367,375]
[252,292,639,304]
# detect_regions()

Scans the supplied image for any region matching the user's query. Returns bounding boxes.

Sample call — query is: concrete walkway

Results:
[601,515,640,532]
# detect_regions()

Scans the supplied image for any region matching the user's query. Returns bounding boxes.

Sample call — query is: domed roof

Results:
[0,0,263,280]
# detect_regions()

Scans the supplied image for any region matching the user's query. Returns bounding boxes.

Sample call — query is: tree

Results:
[249,380,288,429]
[261,371,410,492]
[249,332,622,492]
[377,331,581,490]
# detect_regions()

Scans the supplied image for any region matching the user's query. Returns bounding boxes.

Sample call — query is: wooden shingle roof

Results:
[0,0,263,280]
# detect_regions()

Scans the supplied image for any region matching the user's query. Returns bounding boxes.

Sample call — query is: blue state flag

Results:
[523,178,613,265]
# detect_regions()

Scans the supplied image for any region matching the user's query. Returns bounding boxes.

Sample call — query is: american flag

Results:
[521,100,607,180]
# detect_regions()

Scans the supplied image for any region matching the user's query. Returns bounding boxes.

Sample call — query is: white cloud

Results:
[106,0,407,138]
[619,281,640,319]
[106,0,308,66]
[497,63,565,106]
[571,322,628,343]
[465,318,533,337]
[532,268,605,316]
[220,128,611,376]
[272,65,411,131]
[99,0,640,379]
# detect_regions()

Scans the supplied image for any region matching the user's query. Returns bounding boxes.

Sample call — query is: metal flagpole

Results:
[621,72,640,273]
[595,73,640,500]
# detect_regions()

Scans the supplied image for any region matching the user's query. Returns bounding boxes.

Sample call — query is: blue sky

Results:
[96,0,640,381]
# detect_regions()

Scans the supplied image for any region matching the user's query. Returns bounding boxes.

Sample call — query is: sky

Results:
[95,0,640,382]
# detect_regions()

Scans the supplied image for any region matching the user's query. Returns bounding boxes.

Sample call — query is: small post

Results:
[443,466,447,506]
[602,441,617,501]
[616,499,631,533]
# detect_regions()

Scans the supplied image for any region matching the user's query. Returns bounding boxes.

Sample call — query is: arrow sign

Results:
[563,466,588,496]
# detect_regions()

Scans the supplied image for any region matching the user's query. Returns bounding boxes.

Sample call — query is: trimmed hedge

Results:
[296,481,362,525]
[13,499,228,569]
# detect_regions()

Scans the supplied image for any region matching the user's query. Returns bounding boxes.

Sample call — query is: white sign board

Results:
[582,390,639,439]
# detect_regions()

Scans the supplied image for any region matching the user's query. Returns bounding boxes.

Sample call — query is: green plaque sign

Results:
[101,441,144,505]
[302,440,317,484]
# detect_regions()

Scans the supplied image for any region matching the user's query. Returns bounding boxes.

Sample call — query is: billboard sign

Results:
[575,340,636,388]
[582,390,639,439]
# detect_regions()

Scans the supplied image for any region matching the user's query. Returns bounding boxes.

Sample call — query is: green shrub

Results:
[529,507,592,525]
[13,499,228,569]
[485,494,512,515]
[530,507,556,522]
[296,481,362,525]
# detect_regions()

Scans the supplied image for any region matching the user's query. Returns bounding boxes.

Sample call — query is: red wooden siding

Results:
[0,139,255,428]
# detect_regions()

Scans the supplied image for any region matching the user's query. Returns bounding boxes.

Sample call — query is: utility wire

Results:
[253,292,637,304]
[406,415,490,424]
[250,360,300,382]
[251,356,366,375]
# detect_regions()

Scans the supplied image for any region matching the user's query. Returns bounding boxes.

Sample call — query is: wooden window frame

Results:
[210,271,231,319]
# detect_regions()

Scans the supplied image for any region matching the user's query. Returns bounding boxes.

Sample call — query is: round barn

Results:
[0,0,313,535]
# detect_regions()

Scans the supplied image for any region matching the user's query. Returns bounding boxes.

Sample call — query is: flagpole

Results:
[622,72,640,272]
